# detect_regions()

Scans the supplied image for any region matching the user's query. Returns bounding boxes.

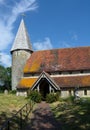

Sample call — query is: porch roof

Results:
[17,71,59,90]
[31,71,60,90]
[17,77,37,88]
[17,74,90,89]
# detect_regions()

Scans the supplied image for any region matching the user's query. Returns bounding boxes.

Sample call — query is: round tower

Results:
[11,19,33,90]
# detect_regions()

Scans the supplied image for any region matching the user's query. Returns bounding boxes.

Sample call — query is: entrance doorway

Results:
[39,79,49,99]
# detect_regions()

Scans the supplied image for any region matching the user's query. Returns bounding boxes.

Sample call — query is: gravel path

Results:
[25,101,62,130]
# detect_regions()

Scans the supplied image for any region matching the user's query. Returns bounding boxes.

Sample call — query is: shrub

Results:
[46,93,55,103]
[59,98,64,102]
[9,90,16,94]
[46,92,60,103]
[55,92,60,101]
[63,96,75,103]
[28,90,42,103]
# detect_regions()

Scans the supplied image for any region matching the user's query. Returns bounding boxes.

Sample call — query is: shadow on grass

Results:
[51,99,90,130]
[0,112,9,127]
[0,109,30,130]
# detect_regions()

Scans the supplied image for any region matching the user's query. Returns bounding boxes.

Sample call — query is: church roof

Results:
[18,77,37,88]
[52,75,90,88]
[17,71,59,90]
[11,19,33,52]
[24,46,90,73]
[17,74,90,89]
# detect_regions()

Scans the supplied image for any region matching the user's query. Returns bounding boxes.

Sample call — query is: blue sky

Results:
[0,0,90,67]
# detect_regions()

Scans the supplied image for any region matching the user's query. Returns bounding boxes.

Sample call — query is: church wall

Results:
[61,90,74,97]
[87,90,90,95]
[76,88,90,97]
[12,50,31,90]
[16,87,90,98]
[61,90,69,97]
[16,89,27,96]
[60,89,90,97]
[78,90,84,97]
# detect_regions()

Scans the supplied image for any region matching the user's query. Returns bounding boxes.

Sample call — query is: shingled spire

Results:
[11,19,33,53]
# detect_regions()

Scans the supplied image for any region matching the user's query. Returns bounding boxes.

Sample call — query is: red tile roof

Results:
[52,75,90,88]
[24,46,90,73]
[17,77,37,88]
[17,75,90,89]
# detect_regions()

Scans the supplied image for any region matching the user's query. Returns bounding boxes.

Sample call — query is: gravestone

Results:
[4,89,8,95]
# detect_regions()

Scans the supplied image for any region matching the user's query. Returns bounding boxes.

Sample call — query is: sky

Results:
[0,0,90,67]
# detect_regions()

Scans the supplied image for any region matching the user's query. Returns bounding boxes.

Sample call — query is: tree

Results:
[0,65,11,91]
[0,65,6,85]
[5,67,11,90]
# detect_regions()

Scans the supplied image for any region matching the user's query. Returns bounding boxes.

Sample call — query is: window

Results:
[69,90,71,95]
[62,71,69,74]
[59,72,61,74]
[69,71,72,74]
[84,90,87,95]
[80,70,83,73]
[83,70,90,73]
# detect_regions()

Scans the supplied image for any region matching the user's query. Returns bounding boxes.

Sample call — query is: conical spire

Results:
[11,19,33,52]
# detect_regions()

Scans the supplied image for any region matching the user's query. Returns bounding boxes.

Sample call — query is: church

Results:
[11,19,90,98]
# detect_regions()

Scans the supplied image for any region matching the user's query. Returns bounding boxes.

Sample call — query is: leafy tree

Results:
[0,65,11,91]
[5,67,11,90]
[0,65,6,85]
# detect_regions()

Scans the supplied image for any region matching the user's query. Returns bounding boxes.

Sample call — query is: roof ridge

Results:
[33,46,90,53]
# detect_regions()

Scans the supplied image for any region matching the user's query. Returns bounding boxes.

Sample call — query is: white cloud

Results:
[59,41,71,48]
[0,0,37,66]
[33,37,53,50]
[0,21,14,50]
[8,0,38,27]
[0,52,11,67]
[13,0,37,14]
[71,34,78,41]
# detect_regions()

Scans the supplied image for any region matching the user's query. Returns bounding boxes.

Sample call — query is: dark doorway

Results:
[39,79,49,100]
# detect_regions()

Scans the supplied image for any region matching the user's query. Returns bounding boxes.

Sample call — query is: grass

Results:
[0,93,27,127]
[50,97,90,130]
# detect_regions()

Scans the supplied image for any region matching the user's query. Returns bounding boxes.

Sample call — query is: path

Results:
[25,101,62,130]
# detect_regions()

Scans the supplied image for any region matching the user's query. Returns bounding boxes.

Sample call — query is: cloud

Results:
[59,41,71,48]
[33,37,53,50]
[8,0,38,27]
[0,21,14,50]
[0,0,38,49]
[59,32,78,48]
[0,0,38,66]
[0,52,11,67]
[71,34,78,41]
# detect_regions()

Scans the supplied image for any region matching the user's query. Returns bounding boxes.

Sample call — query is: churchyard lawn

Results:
[0,93,27,127]
[51,97,90,130]
[0,93,90,130]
